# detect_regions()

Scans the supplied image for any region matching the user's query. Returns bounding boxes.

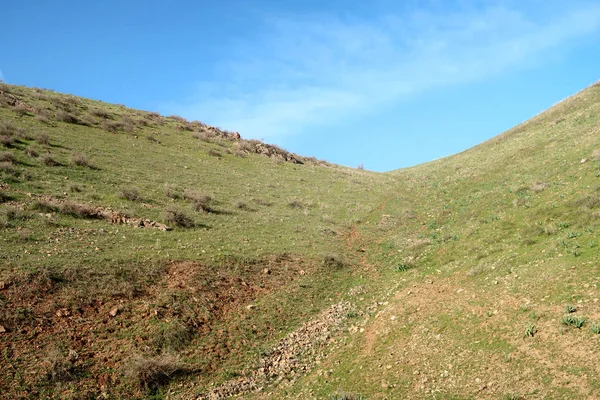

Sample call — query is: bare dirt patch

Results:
[0,255,310,399]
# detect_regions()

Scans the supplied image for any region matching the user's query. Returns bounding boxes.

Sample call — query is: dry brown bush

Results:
[37,132,50,145]
[71,152,93,168]
[0,151,16,163]
[42,154,59,166]
[119,186,141,201]
[126,353,184,389]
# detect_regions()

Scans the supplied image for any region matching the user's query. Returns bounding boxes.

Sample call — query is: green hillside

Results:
[1,81,600,399]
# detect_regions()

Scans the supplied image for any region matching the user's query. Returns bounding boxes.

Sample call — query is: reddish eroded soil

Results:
[0,254,310,399]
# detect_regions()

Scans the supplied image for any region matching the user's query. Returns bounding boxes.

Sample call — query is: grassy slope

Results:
[265,82,600,399]
[0,84,395,399]
[1,81,600,399]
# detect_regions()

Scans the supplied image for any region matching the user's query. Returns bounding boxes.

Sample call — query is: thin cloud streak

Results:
[169,1,600,140]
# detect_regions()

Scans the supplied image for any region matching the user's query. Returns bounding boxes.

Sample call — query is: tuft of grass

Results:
[590,323,600,335]
[164,207,195,228]
[564,305,577,314]
[523,324,536,338]
[562,315,586,329]
[394,263,415,272]
[119,186,141,202]
[126,353,185,389]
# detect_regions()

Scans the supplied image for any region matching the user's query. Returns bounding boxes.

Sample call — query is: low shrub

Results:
[165,207,194,228]
[183,190,214,213]
[90,108,111,119]
[71,152,93,168]
[44,347,77,382]
[55,110,83,125]
[60,201,100,219]
[0,161,15,174]
[126,353,184,389]
[42,154,58,166]
[0,135,15,147]
[164,184,181,199]
[119,186,141,202]
[288,199,304,209]
[37,133,50,145]
[322,254,346,269]
[0,151,15,163]
[32,199,61,213]
[25,146,39,158]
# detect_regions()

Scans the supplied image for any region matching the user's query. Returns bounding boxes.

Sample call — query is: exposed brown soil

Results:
[0,254,309,399]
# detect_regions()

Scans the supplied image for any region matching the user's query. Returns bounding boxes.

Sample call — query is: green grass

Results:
[562,315,587,329]
[2,81,600,399]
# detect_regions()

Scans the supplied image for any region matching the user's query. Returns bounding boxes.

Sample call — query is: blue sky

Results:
[2,0,600,171]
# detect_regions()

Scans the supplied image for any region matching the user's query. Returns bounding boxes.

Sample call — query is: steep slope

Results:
[0,84,394,399]
[261,83,600,399]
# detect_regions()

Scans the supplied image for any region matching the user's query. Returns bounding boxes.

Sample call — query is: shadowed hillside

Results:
[1,81,600,399]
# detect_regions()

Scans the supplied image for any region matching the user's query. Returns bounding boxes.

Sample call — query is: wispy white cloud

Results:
[168,1,600,140]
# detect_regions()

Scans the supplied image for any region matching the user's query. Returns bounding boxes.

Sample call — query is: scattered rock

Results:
[0,281,7,290]
[263,268,271,275]
[198,302,353,399]
[109,306,120,317]
[0,325,6,333]
[246,304,257,311]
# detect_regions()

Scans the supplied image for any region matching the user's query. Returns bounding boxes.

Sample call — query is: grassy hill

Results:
[1,81,600,399]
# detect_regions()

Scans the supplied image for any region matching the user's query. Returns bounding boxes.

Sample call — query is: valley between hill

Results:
[1,82,600,399]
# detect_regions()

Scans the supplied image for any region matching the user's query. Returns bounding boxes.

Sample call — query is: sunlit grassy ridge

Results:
[1,81,600,399]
